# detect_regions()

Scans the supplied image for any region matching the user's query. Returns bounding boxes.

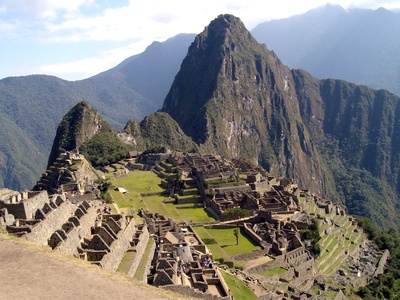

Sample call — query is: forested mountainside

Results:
[0,34,193,191]
[252,4,400,96]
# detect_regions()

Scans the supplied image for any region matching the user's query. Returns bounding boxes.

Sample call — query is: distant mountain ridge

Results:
[251,4,400,95]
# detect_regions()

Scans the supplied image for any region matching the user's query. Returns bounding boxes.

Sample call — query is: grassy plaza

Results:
[108,170,215,222]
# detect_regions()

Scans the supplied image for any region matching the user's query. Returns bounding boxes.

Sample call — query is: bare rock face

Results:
[162,14,330,195]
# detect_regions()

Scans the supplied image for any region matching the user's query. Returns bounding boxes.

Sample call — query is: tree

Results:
[233,228,239,245]
[222,207,250,221]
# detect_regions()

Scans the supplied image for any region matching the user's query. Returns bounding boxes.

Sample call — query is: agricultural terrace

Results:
[108,170,214,223]
[298,194,364,276]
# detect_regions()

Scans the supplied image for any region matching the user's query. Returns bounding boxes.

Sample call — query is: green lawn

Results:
[220,270,258,300]
[109,170,215,223]
[110,170,165,194]
[193,226,261,259]
[258,267,287,278]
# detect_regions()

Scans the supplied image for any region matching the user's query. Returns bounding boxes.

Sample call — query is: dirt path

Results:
[0,237,180,300]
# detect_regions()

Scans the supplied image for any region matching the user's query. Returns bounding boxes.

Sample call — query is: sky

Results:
[1,0,400,81]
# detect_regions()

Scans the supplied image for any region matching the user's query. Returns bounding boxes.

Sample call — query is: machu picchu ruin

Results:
[0,149,391,299]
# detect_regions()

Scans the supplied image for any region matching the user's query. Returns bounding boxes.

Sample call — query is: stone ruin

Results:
[0,188,145,272]
[33,150,99,200]
[141,209,231,299]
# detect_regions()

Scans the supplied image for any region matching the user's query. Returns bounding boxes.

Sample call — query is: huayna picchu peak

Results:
[162,14,330,202]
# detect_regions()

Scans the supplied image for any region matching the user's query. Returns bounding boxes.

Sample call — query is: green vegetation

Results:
[222,207,250,221]
[117,250,136,274]
[109,170,214,222]
[80,131,133,167]
[317,135,400,231]
[258,267,287,278]
[130,112,198,153]
[134,237,154,281]
[299,219,321,256]
[193,226,261,260]
[220,270,258,300]
[355,217,400,299]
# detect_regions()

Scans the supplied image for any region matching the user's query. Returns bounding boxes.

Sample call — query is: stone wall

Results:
[100,216,136,271]
[232,249,265,261]
[141,238,156,282]
[67,193,97,202]
[243,223,264,248]
[284,247,308,265]
[55,202,100,256]
[23,191,52,219]
[0,208,15,226]
[161,284,229,300]
[24,200,75,245]
[0,191,51,219]
[0,202,25,219]
[127,225,150,277]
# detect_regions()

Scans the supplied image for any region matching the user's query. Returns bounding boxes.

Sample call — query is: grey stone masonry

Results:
[127,224,150,277]
[24,200,75,245]
[100,215,137,271]
[55,201,101,256]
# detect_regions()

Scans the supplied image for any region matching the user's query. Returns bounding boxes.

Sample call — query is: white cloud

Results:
[4,0,400,81]
[38,42,147,80]
[1,0,92,19]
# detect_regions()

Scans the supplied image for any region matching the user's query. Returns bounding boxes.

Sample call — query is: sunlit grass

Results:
[258,267,287,278]
[134,238,154,281]
[220,270,258,300]
[193,226,261,259]
[117,250,136,274]
[110,170,215,223]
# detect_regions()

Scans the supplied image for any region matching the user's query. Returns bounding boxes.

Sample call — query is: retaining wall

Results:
[24,200,75,245]
[56,203,100,256]
[100,217,136,271]
[127,225,150,277]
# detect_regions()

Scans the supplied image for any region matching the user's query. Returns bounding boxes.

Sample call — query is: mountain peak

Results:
[161,14,265,139]
[47,101,111,168]
[161,14,327,195]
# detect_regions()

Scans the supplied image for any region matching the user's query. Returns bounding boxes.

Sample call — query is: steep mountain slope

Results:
[0,35,194,191]
[119,112,198,152]
[47,101,134,172]
[252,4,400,96]
[161,14,400,229]
[162,14,331,196]
[293,69,400,227]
